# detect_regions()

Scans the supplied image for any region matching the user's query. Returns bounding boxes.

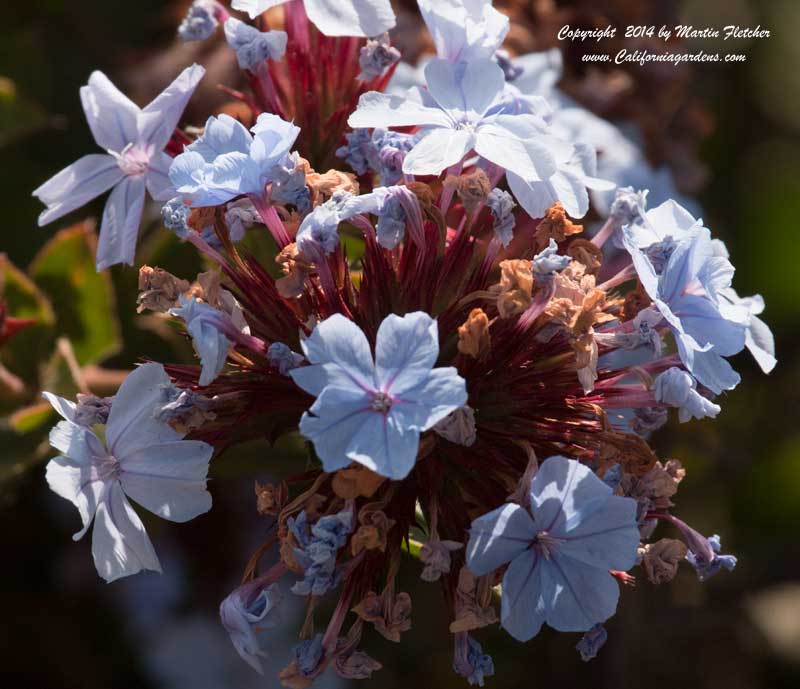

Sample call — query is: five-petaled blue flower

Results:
[466,455,639,641]
[33,65,205,270]
[290,311,468,480]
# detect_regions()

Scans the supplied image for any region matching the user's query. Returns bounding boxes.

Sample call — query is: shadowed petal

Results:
[96,174,147,270]
[120,440,213,522]
[466,503,536,576]
[543,553,620,632]
[500,548,546,641]
[106,363,182,458]
[91,482,162,582]
[33,154,124,226]
[402,127,473,176]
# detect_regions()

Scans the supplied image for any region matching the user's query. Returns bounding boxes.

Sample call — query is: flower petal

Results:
[529,456,612,536]
[543,554,620,632]
[557,495,639,571]
[231,0,287,19]
[106,363,183,458]
[33,154,124,226]
[374,311,438,393]
[393,367,468,430]
[348,91,452,130]
[80,71,140,151]
[304,0,395,37]
[295,314,376,392]
[466,502,536,576]
[145,151,176,201]
[91,482,162,582]
[96,174,147,270]
[297,385,374,472]
[402,127,473,176]
[45,455,105,541]
[138,63,205,150]
[500,548,546,641]
[475,117,557,181]
[345,409,421,479]
[120,440,213,522]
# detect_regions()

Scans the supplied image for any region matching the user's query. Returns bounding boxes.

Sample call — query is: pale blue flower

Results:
[232,0,395,37]
[418,0,509,64]
[686,534,737,582]
[610,186,649,227]
[532,238,571,276]
[292,633,324,677]
[290,311,467,479]
[456,635,495,687]
[336,128,417,185]
[336,129,375,175]
[358,33,400,81]
[295,187,406,255]
[653,367,721,423]
[161,196,191,238]
[466,455,639,641]
[349,57,562,179]
[169,295,234,386]
[220,581,282,674]
[622,222,747,394]
[178,1,220,42]
[269,151,311,213]
[289,510,352,596]
[223,17,287,71]
[267,342,304,376]
[43,363,213,582]
[486,187,516,247]
[169,112,300,206]
[33,65,205,270]
[576,624,607,661]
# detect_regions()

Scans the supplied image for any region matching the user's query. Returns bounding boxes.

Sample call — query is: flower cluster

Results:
[34,0,774,685]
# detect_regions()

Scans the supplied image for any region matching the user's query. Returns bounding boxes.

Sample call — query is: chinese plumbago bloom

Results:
[621,213,749,394]
[349,55,610,218]
[220,580,282,673]
[34,1,770,685]
[33,65,205,270]
[224,17,287,71]
[169,112,300,207]
[289,312,467,480]
[231,0,395,37]
[349,58,559,180]
[44,364,213,582]
[466,456,639,640]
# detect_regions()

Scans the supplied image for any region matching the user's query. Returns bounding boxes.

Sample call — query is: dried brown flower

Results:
[534,202,583,250]
[457,308,490,359]
[489,259,533,318]
[444,168,491,214]
[639,538,688,584]
[137,266,191,313]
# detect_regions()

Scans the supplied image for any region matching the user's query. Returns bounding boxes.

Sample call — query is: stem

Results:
[591,216,619,248]
[249,193,292,247]
[597,263,637,292]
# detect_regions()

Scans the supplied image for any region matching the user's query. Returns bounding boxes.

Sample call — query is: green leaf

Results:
[0,253,55,383]
[30,220,121,366]
[7,401,52,433]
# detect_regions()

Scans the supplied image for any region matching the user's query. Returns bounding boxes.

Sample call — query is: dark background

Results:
[1,1,799,688]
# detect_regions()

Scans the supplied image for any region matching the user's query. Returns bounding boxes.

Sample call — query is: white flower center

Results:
[93,454,121,482]
[114,144,150,176]
[371,391,393,413]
